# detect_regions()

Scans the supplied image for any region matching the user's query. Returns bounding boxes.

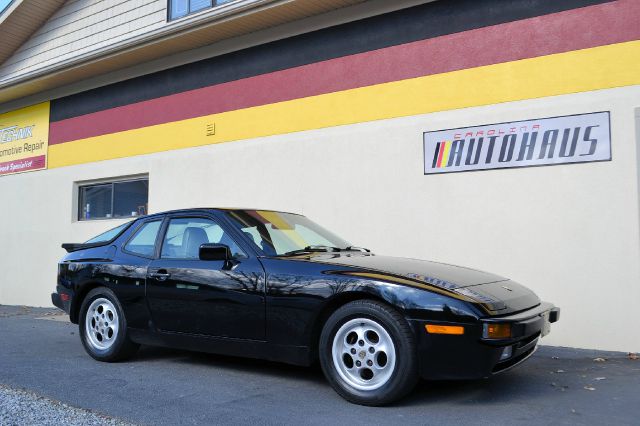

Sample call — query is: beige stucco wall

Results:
[0,84,638,352]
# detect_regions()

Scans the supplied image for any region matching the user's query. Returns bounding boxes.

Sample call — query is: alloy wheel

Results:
[84,297,119,351]
[331,317,396,390]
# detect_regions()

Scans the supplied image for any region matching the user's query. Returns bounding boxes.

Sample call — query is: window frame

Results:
[121,217,165,259]
[77,177,149,222]
[0,0,16,17]
[166,0,234,22]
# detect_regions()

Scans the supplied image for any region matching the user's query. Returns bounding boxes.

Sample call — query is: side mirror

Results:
[199,243,231,261]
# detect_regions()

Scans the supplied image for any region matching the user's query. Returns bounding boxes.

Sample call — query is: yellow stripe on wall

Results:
[49,40,640,169]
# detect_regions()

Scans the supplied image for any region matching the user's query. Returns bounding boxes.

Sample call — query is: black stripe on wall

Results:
[51,0,614,122]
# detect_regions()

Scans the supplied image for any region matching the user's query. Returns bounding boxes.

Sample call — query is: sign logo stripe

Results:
[431,142,442,168]
[441,141,451,168]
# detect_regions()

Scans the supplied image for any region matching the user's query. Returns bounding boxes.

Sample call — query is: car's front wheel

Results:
[79,287,139,362]
[319,300,418,405]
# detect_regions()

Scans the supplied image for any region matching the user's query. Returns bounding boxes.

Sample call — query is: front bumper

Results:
[409,302,560,380]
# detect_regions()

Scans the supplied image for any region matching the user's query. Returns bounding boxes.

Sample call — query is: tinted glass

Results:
[0,0,14,16]
[113,180,148,218]
[84,222,131,244]
[225,211,351,255]
[191,0,212,13]
[124,221,162,257]
[169,0,230,20]
[170,0,188,18]
[161,217,245,259]
[78,179,148,221]
[79,184,112,220]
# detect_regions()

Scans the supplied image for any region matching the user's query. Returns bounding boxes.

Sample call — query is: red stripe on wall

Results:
[436,142,446,168]
[431,142,441,168]
[50,0,640,145]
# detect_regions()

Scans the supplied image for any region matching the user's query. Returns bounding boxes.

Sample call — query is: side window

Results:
[240,226,263,248]
[235,225,277,256]
[161,217,245,259]
[124,220,162,257]
[85,221,130,244]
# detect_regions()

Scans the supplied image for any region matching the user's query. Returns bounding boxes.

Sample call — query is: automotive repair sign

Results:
[0,102,50,177]
[423,112,611,174]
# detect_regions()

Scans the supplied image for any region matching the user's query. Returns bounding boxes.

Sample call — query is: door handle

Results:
[148,270,171,281]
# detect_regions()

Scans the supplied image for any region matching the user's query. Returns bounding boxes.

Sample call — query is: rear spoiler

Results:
[61,242,107,253]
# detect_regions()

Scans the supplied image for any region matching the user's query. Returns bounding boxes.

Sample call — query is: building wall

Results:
[1,0,639,351]
[0,0,167,83]
[1,85,639,352]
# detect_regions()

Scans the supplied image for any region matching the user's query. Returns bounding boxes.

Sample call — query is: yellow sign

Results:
[0,102,49,176]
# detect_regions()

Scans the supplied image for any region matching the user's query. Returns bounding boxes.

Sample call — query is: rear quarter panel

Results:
[59,225,153,328]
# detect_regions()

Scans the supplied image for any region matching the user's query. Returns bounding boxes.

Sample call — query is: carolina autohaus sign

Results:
[423,112,611,174]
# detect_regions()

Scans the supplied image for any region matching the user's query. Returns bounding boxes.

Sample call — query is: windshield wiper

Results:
[345,246,371,252]
[281,245,343,256]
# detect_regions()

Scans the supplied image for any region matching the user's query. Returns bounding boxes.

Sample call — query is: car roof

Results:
[142,207,303,220]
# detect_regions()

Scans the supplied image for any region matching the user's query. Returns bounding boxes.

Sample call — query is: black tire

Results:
[78,287,139,362]
[319,300,418,406]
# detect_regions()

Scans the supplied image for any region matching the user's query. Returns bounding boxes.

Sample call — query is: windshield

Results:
[84,221,131,244]
[225,210,351,256]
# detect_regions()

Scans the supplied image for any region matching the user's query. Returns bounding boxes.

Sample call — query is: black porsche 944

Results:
[53,208,559,405]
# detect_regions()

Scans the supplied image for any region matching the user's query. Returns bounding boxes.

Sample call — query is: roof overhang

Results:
[0,0,67,64]
[0,0,367,106]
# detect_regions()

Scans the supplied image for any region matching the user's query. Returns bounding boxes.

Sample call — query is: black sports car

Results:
[53,208,559,405]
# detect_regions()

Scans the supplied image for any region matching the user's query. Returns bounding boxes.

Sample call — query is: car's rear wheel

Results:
[79,287,139,362]
[319,300,418,406]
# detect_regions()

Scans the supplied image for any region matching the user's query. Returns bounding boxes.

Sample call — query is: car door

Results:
[145,213,266,340]
[117,217,165,329]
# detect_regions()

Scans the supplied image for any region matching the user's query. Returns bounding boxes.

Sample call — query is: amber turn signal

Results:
[425,324,465,335]
[483,323,512,339]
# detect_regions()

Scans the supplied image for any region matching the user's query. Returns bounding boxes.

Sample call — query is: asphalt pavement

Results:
[0,305,638,426]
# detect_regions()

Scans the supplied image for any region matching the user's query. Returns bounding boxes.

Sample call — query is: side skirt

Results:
[128,328,312,366]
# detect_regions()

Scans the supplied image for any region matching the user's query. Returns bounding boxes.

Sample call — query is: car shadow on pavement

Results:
[134,345,326,384]
[132,344,541,405]
[403,373,533,407]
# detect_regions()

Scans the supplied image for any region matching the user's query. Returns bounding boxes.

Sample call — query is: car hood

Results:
[307,253,506,288]
[299,253,540,313]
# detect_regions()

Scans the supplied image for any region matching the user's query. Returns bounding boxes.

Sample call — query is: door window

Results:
[124,220,162,257]
[161,217,245,259]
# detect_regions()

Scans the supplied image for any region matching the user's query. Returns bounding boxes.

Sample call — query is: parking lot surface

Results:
[0,305,638,425]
